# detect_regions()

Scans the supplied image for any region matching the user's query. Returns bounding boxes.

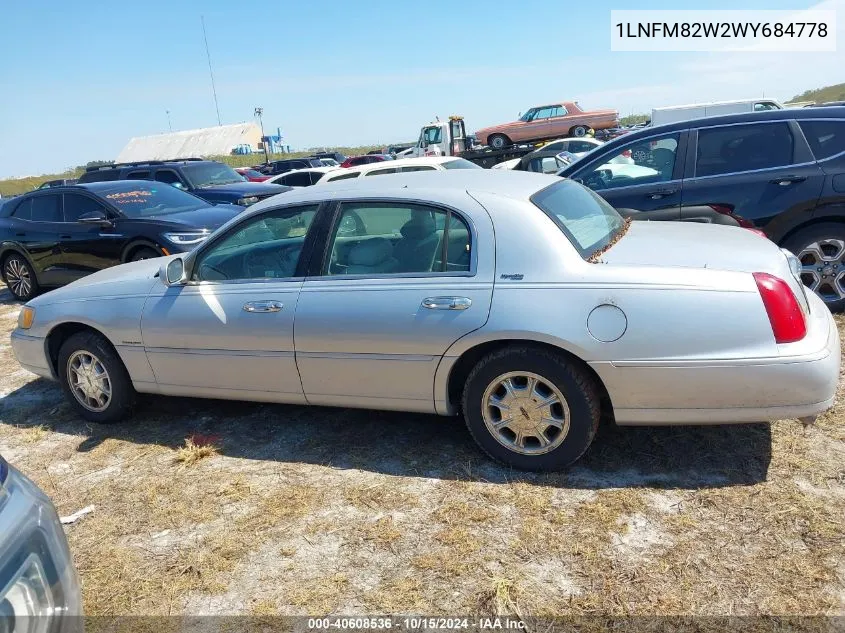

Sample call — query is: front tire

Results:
[782,222,845,312]
[462,346,600,471]
[488,134,510,150]
[3,253,38,301]
[570,126,588,138]
[129,247,161,262]
[58,331,136,423]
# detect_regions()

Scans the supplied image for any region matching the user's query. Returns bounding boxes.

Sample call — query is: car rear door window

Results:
[695,122,794,177]
[799,120,845,160]
[155,170,183,185]
[280,172,314,187]
[324,202,471,275]
[30,195,61,222]
[63,194,108,221]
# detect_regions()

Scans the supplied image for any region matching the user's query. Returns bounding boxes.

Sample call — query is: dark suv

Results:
[557,107,845,310]
[262,158,325,176]
[78,158,290,206]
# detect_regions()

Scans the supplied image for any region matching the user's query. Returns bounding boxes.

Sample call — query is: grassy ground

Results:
[0,147,382,197]
[0,290,843,618]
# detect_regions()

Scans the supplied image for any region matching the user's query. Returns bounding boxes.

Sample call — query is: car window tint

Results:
[324,202,471,276]
[326,171,360,182]
[30,195,61,222]
[576,133,679,191]
[365,168,398,176]
[126,170,152,180]
[568,141,595,153]
[12,199,32,220]
[799,120,845,160]
[63,194,107,221]
[193,205,319,282]
[280,172,314,187]
[155,170,182,185]
[696,122,794,177]
[310,172,328,184]
[401,166,436,172]
[544,141,565,153]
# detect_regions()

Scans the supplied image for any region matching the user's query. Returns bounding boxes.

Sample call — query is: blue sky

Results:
[0,0,842,178]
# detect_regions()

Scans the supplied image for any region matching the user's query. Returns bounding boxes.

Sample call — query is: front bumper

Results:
[593,291,840,426]
[10,331,53,380]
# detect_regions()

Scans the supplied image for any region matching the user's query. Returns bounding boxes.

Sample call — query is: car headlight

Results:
[0,554,55,628]
[163,232,209,246]
[18,307,34,330]
[781,248,802,281]
[236,196,259,206]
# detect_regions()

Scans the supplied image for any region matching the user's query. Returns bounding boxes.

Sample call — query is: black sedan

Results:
[0,180,244,300]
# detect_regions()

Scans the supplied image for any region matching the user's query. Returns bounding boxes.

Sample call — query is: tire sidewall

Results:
[4,254,37,301]
[490,135,507,150]
[58,332,134,423]
[782,222,845,312]
[463,349,599,471]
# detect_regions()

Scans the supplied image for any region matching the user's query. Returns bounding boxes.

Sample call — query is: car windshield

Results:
[99,182,209,217]
[442,158,482,170]
[530,179,627,260]
[182,163,246,187]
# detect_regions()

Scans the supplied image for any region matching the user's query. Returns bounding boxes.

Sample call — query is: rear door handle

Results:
[645,189,677,200]
[60,235,72,240]
[770,176,806,186]
[243,300,283,313]
[422,297,472,310]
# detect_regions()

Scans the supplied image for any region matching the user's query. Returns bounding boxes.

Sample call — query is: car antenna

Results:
[435,115,440,122]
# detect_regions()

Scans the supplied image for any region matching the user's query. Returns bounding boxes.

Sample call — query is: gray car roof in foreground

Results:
[248,169,560,215]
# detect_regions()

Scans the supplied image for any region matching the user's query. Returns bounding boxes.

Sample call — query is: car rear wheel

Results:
[570,126,588,137]
[462,346,601,471]
[129,247,161,262]
[3,254,38,301]
[488,134,510,150]
[782,223,845,312]
[58,331,135,423]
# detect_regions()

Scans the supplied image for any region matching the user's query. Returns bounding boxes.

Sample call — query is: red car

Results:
[340,154,393,168]
[235,167,272,182]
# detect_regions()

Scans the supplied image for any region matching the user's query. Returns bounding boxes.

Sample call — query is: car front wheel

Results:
[3,254,38,301]
[782,222,845,312]
[58,331,136,423]
[462,346,601,471]
[570,126,588,137]
[488,134,510,150]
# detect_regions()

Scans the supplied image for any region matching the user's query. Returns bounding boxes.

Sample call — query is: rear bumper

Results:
[591,295,840,426]
[10,331,53,380]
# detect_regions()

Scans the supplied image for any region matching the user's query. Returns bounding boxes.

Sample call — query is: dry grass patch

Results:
[359,516,403,550]
[288,573,349,614]
[21,424,49,443]
[343,483,418,511]
[174,436,219,466]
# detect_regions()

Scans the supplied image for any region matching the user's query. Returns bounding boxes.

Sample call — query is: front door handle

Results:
[243,300,283,313]
[770,176,806,186]
[645,189,677,200]
[60,235,72,240]
[422,297,472,310]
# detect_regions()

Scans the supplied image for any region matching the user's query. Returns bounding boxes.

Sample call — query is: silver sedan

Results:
[10,171,840,470]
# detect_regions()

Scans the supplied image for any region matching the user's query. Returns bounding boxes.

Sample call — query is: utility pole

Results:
[255,107,269,164]
[166,110,172,132]
[201,16,222,126]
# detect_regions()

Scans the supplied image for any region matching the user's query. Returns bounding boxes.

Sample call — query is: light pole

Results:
[166,110,172,132]
[254,107,269,165]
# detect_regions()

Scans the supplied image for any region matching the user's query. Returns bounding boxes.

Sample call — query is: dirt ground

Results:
[0,289,843,619]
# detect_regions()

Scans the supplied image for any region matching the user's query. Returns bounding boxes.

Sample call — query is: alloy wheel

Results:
[67,351,112,412]
[5,258,31,299]
[797,239,845,303]
[482,371,570,455]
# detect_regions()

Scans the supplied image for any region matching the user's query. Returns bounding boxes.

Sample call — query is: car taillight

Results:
[753,272,807,344]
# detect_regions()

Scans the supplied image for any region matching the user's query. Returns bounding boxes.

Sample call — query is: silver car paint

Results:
[11,170,839,425]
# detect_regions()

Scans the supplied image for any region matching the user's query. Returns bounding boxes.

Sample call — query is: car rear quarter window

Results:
[30,195,62,222]
[365,168,398,176]
[799,120,845,160]
[695,122,794,177]
[326,171,360,182]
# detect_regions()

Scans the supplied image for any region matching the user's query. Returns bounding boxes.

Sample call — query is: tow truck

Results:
[400,116,543,168]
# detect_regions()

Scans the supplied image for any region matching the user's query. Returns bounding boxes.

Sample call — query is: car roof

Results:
[348,156,467,174]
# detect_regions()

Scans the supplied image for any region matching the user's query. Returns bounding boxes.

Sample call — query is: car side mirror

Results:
[161,257,188,287]
[171,182,186,190]
[77,210,112,227]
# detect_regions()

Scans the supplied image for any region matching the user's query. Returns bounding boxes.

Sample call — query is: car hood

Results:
[195,181,289,195]
[602,221,787,274]
[143,205,242,229]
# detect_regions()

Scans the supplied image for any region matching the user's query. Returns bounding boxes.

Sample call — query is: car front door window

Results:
[577,133,680,191]
[695,123,794,177]
[193,205,319,282]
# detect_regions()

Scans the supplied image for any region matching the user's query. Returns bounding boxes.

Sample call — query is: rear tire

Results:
[58,331,136,423]
[129,247,161,262]
[570,126,588,137]
[782,223,845,312]
[3,253,38,301]
[488,134,510,150]
[462,345,601,471]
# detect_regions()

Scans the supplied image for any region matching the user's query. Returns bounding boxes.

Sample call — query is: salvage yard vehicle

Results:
[78,158,290,207]
[476,101,619,149]
[318,156,480,183]
[650,98,783,127]
[234,167,271,182]
[341,154,393,168]
[10,170,839,471]
[0,453,82,630]
[267,167,339,187]
[557,107,845,310]
[0,181,242,300]
[260,158,325,176]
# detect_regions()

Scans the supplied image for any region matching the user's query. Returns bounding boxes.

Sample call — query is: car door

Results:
[57,193,123,279]
[517,106,554,143]
[18,193,69,285]
[294,198,494,412]
[680,120,825,232]
[139,203,322,401]
[566,130,687,216]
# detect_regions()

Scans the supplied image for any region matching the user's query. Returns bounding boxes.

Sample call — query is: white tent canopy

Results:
[116,123,261,163]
